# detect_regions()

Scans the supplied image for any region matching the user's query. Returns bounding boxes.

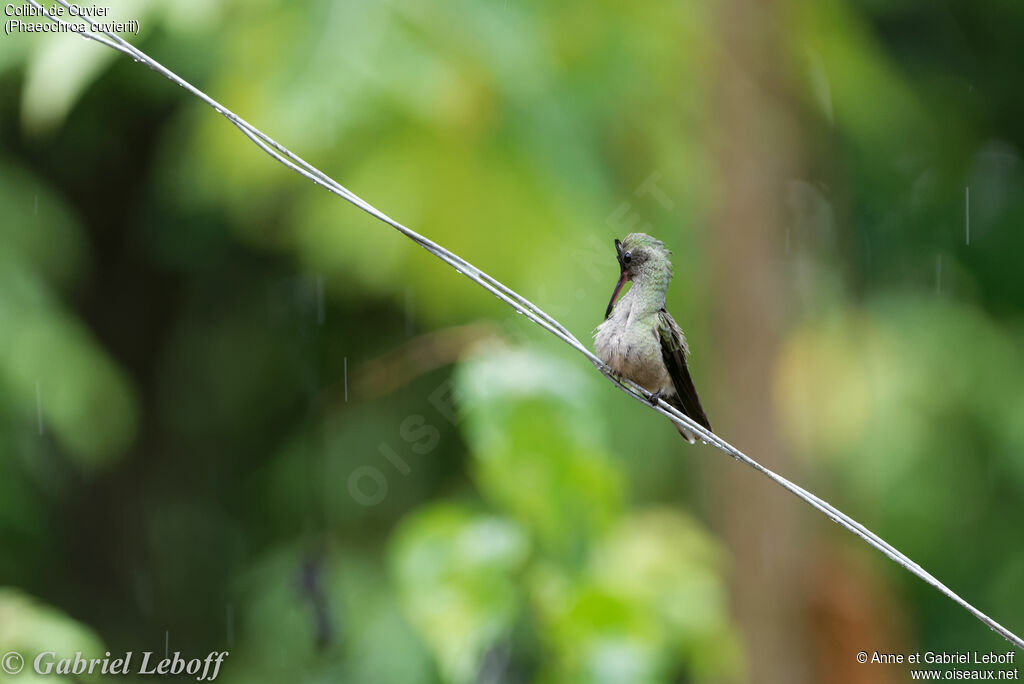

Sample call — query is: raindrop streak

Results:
[122,509,129,566]
[165,631,169,659]
[343,357,349,402]
[936,254,942,294]
[405,289,415,336]
[965,186,970,245]
[315,275,324,326]
[35,381,43,434]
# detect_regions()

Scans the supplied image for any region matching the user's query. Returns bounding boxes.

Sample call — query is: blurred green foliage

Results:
[389,349,738,681]
[0,589,104,683]
[0,0,1023,681]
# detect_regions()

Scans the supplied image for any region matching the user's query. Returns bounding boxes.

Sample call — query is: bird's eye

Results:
[623,251,632,265]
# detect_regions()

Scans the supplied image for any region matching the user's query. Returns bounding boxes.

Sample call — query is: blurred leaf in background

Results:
[391,346,740,682]
[0,589,104,683]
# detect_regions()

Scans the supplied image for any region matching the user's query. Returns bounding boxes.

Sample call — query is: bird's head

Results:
[605,232,673,319]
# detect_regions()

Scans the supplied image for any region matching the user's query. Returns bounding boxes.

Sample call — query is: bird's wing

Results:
[656,310,712,432]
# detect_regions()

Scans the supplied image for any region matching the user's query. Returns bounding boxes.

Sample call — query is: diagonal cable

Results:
[24,0,1024,651]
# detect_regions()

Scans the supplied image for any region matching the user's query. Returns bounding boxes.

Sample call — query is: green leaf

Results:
[391,503,528,683]
[0,589,105,683]
[454,345,623,555]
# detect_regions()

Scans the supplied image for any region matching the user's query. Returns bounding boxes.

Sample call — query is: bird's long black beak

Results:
[604,239,628,319]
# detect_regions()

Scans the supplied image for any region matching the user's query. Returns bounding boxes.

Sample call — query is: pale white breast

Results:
[594,292,672,394]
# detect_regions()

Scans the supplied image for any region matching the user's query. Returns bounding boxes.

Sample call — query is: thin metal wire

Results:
[28,2,1023,650]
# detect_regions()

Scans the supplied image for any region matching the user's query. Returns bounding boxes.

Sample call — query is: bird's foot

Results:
[647,390,663,406]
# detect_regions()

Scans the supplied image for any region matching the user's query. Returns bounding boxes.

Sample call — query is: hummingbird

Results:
[594,233,711,443]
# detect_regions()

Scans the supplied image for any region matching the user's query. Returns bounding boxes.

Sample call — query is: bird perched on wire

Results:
[594,233,711,443]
